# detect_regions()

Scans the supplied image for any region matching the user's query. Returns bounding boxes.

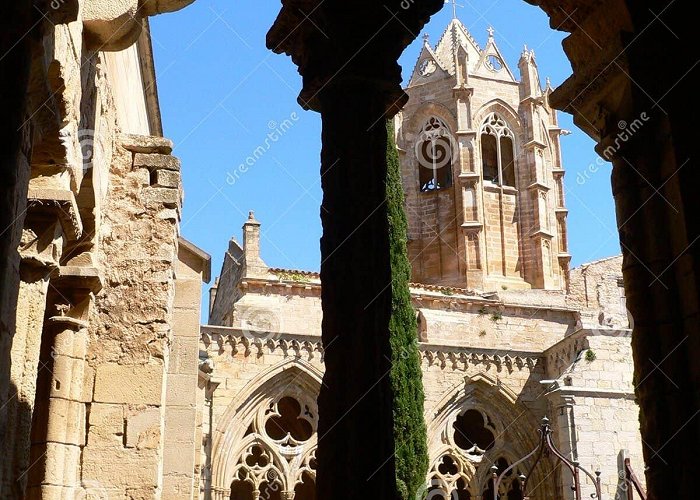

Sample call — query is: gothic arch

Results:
[406,101,458,137]
[211,360,322,498]
[472,99,521,134]
[424,373,556,498]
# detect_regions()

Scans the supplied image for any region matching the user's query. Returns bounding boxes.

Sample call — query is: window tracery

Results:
[229,394,318,500]
[426,408,524,499]
[416,116,454,192]
[480,113,516,187]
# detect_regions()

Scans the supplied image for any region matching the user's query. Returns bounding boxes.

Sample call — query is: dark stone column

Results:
[610,4,699,498]
[540,0,698,496]
[267,1,443,497]
[316,80,395,498]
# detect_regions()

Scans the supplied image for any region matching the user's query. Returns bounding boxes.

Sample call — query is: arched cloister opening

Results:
[211,364,321,500]
[424,376,555,500]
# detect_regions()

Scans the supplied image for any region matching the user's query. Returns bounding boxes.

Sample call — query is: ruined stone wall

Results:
[82,134,182,499]
[568,255,628,329]
[208,239,244,326]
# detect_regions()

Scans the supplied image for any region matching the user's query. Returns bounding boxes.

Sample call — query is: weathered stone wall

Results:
[3,1,200,496]
[544,330,644,499]
[81,134,182,499]
[568,255,628,329]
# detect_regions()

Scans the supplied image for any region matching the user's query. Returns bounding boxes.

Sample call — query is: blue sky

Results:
[150,0,620,306]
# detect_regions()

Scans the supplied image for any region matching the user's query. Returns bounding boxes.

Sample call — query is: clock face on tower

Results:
[419,59,437,77]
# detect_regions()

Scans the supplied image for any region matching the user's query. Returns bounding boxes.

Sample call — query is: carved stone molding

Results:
[83,0,196,51]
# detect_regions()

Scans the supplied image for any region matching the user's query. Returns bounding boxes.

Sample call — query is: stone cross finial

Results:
[423,33,430,44]
[446,0,463,19]
[248,210,255,220]
[487,26,495,38]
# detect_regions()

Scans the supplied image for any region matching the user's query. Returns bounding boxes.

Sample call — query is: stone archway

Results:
[211,364,321,500]
[424,375,555,500]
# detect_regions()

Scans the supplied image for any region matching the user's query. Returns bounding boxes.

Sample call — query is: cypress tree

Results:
[386,119,429,499]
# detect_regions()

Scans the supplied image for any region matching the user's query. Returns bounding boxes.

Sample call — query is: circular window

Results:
[485,55,503,72]
[419,59,437,77]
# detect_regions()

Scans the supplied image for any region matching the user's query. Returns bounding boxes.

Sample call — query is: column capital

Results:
[267,0,443,115]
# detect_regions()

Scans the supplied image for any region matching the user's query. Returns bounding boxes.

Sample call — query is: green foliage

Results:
[440,288,455,296]
[585,349,597,362]
[276,271,311,283]
[478,306,488,316]
[386,120,429,499]
[490,311,503,322]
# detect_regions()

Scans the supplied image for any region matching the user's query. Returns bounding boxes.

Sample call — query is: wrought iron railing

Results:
[623,457,647,500]
[490,416,602,500]
[489,417,648,500]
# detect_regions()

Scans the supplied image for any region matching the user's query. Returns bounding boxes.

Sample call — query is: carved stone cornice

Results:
[200,328,324,361]
[83,0,197,51]
[199,327,542,373]
[420,344,540,371]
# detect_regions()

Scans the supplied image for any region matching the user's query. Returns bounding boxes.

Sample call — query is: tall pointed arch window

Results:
[480,113,516,187]
[416,116,454,192]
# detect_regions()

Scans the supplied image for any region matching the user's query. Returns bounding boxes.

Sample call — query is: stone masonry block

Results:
[82,447,160,489]
[94,364,163,405]
[87,403,124,447]
[133,153,181,171]
[172,309,200,338]
[153,169,180,188]
[126,406,161,449]
[142,187,180,208]
[162,475,195,500]
[165,373,197,407]
[174,279,201,310]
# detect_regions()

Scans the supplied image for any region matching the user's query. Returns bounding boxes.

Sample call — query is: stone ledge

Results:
[27,187,83,240]
[120,133,174,155]
[143,187,180,208]
[153,169,180,188]
[52,266,103,293]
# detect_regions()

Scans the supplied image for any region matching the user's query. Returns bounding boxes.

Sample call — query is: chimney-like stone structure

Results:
[242,211,267,278]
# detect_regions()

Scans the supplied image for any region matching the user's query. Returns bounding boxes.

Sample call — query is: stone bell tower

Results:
[396,18,570,291]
